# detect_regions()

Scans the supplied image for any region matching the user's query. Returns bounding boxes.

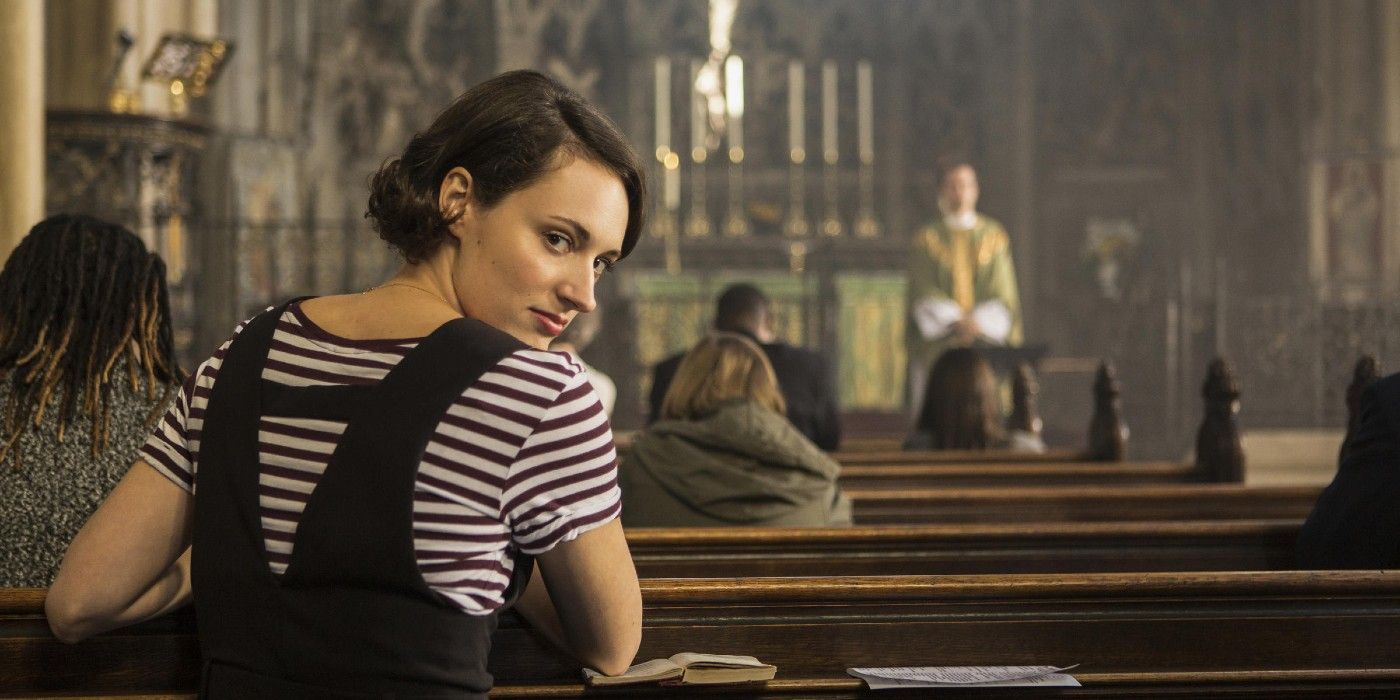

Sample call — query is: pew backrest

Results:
[8,570,1400,697]
[849,484,1322,524]
[839,460,1202,489]
[625,519,1303,577]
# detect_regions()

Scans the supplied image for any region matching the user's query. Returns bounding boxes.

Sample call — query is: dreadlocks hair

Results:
[0,214,184,468]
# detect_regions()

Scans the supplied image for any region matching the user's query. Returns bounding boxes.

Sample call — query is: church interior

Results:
[4,0,1400,696]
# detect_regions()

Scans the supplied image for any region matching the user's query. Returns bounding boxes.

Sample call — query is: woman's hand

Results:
[46,462,194,642]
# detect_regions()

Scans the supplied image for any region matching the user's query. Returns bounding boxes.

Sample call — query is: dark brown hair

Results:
[0,214,183,465]
[912,347,1003,450]
[366,70,647,264]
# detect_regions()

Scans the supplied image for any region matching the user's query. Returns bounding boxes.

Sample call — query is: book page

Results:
[583,658,682,683]
[849,665,1080,689]
[669,653,771,668]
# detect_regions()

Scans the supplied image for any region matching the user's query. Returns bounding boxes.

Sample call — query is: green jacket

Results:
[619,400,852,528]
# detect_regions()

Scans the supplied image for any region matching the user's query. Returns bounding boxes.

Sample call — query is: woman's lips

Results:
[531,309,566,337]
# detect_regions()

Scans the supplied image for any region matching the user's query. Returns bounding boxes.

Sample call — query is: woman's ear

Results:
[438,167,475,240]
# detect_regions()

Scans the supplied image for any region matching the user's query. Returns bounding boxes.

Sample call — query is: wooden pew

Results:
[834,447,1084,466]
[848,483,1321,525]
[8,571,1400,697]
[625,519,1302,578]
[838,460,1203,489]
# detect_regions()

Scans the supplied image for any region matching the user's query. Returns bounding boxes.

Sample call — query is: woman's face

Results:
[443,156,629,350]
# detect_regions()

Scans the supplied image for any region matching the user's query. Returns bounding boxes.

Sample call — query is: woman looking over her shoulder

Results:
[48,70,644,696]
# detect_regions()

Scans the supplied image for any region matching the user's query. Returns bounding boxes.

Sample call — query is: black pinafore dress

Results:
[192,301,532,699]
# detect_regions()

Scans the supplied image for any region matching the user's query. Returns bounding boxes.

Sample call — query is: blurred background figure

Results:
[1297,372,1400,569]
[623,332,850,528]
[905,347,1042,453]
[649,283,840,450]
[906,162,1023,417]
[0,214,182,586]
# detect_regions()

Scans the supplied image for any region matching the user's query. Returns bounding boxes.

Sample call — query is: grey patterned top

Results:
[0,366,175,587]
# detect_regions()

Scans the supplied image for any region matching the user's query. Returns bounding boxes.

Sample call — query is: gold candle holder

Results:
[821,163,843,238]
[854,164,880,239]
[788,241,808,275]
[685,154,711,238]
[724,161,749,237]
[783,159,810,238]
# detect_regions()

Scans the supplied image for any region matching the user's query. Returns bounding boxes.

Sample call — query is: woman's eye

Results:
[593,257,615,277]
[543,231,571,252]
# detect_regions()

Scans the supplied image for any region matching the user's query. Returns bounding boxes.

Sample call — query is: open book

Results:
[583,653,777,686]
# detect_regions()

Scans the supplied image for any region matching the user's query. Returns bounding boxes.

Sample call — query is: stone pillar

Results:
[1383,0,1400,299]
[0,0,44,259]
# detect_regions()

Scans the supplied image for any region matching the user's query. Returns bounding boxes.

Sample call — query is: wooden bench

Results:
[7,570,1400,697]
[839,460,1203,489]
[625,519,1302,577]
[835,447,1085,466]
[848,484,1322,524]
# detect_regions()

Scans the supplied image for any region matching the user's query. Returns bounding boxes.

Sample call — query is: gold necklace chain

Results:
[369,281,454,308]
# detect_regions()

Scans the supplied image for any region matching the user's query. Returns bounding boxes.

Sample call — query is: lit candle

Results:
[664,155,680,210]
[691,60,708,163]
[725,54,744,162]
[788,61,805,163]
[822,61,838,164]
[857,60,873,165]
[655,57,671,162]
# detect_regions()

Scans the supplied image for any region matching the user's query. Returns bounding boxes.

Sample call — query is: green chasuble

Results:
[906,214,1023,372]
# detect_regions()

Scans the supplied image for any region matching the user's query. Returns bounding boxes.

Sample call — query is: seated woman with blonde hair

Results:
[620,332,851,528]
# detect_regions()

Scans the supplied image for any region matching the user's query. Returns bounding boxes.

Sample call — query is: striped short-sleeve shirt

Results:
[140,303,621,615]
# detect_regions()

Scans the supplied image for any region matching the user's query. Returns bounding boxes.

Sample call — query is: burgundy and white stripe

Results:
[140,304,621,615]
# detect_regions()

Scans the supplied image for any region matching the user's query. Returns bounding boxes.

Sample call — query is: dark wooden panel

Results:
[627,520,1302,577]
[835,448,1085,466]
[6,571,1400,697]
[849,485,1321,524]
[839,461,1202,489]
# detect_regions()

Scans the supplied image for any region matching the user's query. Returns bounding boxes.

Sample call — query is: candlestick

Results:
[655,57,671,162]
[820,61,842,236]
[857,60,873,165]
[854,59,879,238]
[725,55,744,162]
[822,61,838,165]
[788,61,805,164]
[664,153,680,210]
[686,60,711,237]
[691,59,708,165]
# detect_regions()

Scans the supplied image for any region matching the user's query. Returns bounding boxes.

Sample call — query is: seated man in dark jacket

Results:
[1297,372,1400,568]
[648,283,841,451]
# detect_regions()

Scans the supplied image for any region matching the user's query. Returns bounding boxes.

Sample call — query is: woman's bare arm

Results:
[46,461,194,642]
[513,518,641,675]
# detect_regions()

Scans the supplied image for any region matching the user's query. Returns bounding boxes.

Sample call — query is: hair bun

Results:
[365,157,446,263]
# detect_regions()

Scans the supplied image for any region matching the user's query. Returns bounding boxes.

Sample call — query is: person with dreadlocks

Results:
[0,214,182,586]
[50,70,643,696]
